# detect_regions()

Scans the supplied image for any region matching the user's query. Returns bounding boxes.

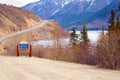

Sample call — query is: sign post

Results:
[16,41,32,57]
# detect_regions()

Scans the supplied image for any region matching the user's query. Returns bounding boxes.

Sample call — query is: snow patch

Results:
[87,0,95,10]
[27,3,37,10]
[51,9,60,16]
[54,1,58,5]
[90,0,95,6]
[37,1,46,6]
[61,0,73,8]
[106,0,111,4]
[62,3,64,8]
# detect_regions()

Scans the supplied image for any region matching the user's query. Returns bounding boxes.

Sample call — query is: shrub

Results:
[96,34,120,70]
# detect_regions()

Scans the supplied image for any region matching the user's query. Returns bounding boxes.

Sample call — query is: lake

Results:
[76,30,107,44]
[32,30,108,47]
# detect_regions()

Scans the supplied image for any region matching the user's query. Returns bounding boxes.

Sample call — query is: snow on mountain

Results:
[24,0,73,10]
[90,0,95,6]
[23,0,115,30]
[87,0,113,12]
[23,0,70,19]
[23,0,92,18]
[51,9,60,16]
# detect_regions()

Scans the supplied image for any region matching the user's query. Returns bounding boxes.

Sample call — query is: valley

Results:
[0,1,120,80]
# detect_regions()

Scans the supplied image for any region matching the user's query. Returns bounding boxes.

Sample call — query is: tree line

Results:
[69,3,120,69]
[96,3,120,69]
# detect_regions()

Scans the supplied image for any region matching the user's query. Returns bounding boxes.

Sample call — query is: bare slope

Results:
[0,56,119,80]
[0,4,69,54]
[0,20,47,42]
[0,20,69,55]
[0,4,41,36]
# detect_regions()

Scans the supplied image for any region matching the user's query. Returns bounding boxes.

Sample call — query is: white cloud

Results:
[0,0,39,7]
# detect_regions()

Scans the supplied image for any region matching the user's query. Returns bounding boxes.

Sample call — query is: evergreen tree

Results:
[70,27,78,45]
[116,3,120,31]
[101,25,105,35]
[80,24,90,64]
[116,17,120,30]
[108,10,116,32]
[81,24,89,44]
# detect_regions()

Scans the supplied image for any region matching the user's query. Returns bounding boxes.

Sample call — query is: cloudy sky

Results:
[0,0,39,7]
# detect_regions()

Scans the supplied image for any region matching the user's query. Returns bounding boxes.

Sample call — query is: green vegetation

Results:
[70,27,78,45]
[81,24,89,44]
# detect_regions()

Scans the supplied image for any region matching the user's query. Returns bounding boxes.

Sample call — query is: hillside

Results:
[0,56,120,80]
[0,4,69,55]
[0,4,41,36]
[0,20,69,55]
[78,0,120,30]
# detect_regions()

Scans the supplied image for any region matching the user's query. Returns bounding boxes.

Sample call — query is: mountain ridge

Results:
[23,0,117,30]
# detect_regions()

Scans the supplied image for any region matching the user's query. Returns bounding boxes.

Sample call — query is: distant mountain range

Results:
[23,0,120,30]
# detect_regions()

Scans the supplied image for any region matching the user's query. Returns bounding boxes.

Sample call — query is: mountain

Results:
[23,0,73,19]
[0,4,69,41]
[23,0,115,30]
[0,4,41,36]
[83,0,120,30]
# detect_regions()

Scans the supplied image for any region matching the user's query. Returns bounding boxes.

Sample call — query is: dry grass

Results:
[0,46,4,54]
[31,41,96,65]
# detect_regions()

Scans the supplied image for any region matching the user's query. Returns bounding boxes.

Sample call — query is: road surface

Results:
[0,56,120,80]
[0,20,47,42]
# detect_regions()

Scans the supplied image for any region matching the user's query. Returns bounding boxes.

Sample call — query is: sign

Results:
[17,41,32,57]
[19,41,30,50]
[19,44,29,50]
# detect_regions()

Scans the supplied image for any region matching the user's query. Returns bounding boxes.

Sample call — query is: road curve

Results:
[0,56,120,80]
[0,20,47,42]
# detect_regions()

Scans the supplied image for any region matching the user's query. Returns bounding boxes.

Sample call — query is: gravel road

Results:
[0,56,119,80]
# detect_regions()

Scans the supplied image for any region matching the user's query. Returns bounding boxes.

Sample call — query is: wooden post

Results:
[29,45,32,57]
[17,45,19,56]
